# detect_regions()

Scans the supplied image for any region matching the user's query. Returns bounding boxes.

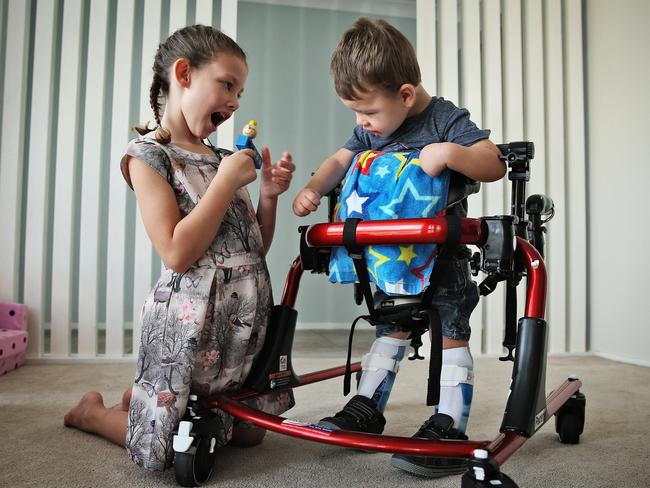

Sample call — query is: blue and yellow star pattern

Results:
[328,150,450,295]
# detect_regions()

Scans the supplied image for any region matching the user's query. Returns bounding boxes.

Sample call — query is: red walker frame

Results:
[203,216,582,468]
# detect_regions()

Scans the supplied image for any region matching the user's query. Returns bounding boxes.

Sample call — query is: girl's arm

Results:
[128,149,257,273]
[256,193,278,255]
[420,139,506,182]
[256,147,295,254]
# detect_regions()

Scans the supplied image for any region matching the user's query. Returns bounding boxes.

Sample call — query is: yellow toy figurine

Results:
[235,119,263,168]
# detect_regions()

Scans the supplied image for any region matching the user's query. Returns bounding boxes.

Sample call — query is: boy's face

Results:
[341,88,412,139]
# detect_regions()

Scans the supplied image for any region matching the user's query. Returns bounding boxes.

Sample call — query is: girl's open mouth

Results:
[211,112,231,127]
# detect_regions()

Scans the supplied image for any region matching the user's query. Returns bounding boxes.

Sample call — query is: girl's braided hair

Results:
[133,24,246,144]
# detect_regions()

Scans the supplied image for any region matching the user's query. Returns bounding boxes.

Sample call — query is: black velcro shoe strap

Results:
[339,395,382,421]
[413,413,468,440]
[319,395,386,433]
[391,413,469,478]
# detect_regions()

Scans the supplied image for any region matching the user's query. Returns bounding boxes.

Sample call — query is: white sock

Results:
[357,336,410,412]
[435,346,474,433]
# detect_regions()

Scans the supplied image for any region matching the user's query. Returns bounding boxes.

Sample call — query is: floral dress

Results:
[120,136,294,471]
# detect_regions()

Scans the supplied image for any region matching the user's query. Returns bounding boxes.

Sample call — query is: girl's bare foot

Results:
[64,391,106,431]
[109,388,133,411]
[63,391,128,447]
[121,388,132,410]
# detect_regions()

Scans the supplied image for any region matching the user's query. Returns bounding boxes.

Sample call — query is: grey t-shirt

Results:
[343,97,490,220]
[343,96,490,153]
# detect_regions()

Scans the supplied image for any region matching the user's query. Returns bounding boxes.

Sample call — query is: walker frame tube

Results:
[205,217,582,467]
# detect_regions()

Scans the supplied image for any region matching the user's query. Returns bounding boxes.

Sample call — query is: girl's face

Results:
[181,52,248,140]
[340,88,412,139]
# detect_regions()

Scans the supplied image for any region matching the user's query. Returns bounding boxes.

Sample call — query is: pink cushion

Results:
[0,301,28,331]
[0,329,28,375]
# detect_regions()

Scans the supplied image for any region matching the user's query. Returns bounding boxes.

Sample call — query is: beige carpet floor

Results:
[1,330,649,488]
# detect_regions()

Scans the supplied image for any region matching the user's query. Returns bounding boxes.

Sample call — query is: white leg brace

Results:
[357,336,410,412]
[435,346,474,433]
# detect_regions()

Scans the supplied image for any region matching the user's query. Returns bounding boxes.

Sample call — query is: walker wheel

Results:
[555,390,586,444]
[174,437,217,487]
[461,471,519,487]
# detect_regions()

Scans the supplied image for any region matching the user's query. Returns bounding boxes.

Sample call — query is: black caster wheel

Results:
[461,471,519,488]
[173,395,224,487]
[555,390,585,444]
[174,435,217,487]
[462,449,520,488]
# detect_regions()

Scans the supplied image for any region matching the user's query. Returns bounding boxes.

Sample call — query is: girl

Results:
[64,25,296,471]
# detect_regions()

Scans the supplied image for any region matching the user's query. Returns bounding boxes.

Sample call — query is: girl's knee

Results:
[229,422,266,448]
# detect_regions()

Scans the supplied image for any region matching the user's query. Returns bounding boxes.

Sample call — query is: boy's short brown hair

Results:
[330,17,421,100]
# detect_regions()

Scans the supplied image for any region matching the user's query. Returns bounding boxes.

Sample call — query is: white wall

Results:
[586,0,650,366]
[4,0,647,365]
[0,0,589,359]
[416,0,588,356]
[0,0,419,359]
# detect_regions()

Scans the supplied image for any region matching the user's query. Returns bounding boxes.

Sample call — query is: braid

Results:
[149,74,171,143]
[150,74,162,125]
[132,71,171,143]
[153,125,171,144]
[130,75,160,138]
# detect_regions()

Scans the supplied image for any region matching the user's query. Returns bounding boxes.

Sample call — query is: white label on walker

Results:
[282,418,310,427]
[279,355,288,372]
[534,409,546,431]
[282,418,334,433]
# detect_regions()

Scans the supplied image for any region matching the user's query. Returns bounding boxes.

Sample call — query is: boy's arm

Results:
[420,139,506,182]
[293,148,355,216]
[306,147,355,195]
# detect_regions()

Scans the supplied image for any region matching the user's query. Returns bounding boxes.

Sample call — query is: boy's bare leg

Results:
[441,337,469,349]
[391,331,467,348]
[64,392,128,447]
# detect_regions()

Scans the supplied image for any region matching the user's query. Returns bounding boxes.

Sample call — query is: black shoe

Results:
[318,395,386,434]
[391,413,468,478]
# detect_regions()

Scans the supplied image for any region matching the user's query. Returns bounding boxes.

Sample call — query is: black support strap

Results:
[419,215,462,406]
[421,215,461,304]
[441,214,462,258]
[426,309,443,406]
[343,315,369,396]
[499,280,517,361]
[341,218,378,396]
[342,218,377,321]
[340,215,462,406]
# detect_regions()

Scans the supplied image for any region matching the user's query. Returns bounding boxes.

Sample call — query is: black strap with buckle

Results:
[339,215,463,407]
[343,218,378,322]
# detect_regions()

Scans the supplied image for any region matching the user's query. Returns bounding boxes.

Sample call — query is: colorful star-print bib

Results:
[328,150,450,295]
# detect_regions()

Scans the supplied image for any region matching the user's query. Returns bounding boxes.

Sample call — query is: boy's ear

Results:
[398,84,417,107]
[173,58,191,88]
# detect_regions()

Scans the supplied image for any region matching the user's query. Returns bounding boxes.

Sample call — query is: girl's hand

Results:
[419,142,451,178]
[259,148,295,199]
[292,187,321,216]
[219,149,258,189]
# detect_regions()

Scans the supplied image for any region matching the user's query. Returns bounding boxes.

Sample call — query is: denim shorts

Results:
[374,258,479,342]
